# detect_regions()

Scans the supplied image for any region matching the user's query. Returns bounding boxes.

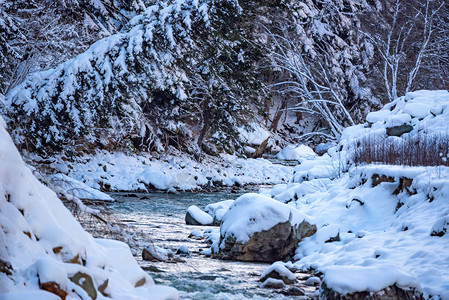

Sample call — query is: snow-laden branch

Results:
[266,27,355,140]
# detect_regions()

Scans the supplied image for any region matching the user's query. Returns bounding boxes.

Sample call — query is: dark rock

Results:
[69,272,97,300]
[185,206,213,225]
[216,219,316,262]
[134,277,146,287]
[386,124,413,137]
[198,275,218,281]
[185,210,202,225]
[282,286,305,296]
[261,278,286,289]
[98,279,109,297]
[40,281,68,300]
[142,265,165,273]
[123,193,139,198]
[142,245,168,262]
[325,232,340,243]
[0,258,12,276]
[431,217,448,237]
[321,282,424,300]
[393,177,415,195]
[371,174,395,187]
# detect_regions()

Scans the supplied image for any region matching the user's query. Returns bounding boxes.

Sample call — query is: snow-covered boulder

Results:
[205,200,234,225]
[0,117,178,299]
[142,244,173,262]
[185,205,213,225]
[261,278,286,289]
[260,261,297,284]
[216,193,316,262]
[320,265,423,300]
[276,144,317,160]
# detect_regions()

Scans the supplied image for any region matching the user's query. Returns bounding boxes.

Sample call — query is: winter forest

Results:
[1,0,449,299]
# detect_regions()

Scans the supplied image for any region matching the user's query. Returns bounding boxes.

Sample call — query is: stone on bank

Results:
[215,193,316,262]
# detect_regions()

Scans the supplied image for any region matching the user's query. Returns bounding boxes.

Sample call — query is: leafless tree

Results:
[268,31,355,141]
[362,0,445,102]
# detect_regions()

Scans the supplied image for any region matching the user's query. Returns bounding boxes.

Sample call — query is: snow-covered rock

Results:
[260,278,286,289]
[188,230,203,239]
[142,244,173,262]
[64,151,292,192]
[276,144,317,160]
[216,193,316,262]
[185,205,213,225]
[321,265,423,299]
[0,117,178,299]
[176,245,190,255]
[259,261,297,284]
[305,276,321,286]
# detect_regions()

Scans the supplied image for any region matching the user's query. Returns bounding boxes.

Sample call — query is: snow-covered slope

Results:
[255,90,449,298]
[0,117,178,299]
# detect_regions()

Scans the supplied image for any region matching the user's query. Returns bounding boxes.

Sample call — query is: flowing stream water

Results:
[106,191,317,299]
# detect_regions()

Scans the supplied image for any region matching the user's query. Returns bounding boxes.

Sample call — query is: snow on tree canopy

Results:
[3,0,257,153]
[0,116,178,299]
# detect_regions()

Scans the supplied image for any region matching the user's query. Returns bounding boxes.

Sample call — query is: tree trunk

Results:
[252,137,270,158]
[270,99,287,132]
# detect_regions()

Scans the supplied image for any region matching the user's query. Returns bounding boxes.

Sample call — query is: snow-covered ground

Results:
[201,90,449,298]
[274,165,449,298]
[271,90,449,298]
[44,151,293,194]
[0,116,178,299]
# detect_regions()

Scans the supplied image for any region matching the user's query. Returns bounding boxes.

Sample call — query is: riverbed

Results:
[105,191,318,299]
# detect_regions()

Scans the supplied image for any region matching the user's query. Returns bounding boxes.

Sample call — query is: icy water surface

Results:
[107,191,317,299]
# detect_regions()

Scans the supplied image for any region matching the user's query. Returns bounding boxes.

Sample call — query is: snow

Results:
[63,151,292,192]
[279,164,449,297]
[238,122,270,145]
[260,278,286,288]
[323,265,420,294]
[203,228,221,253]
[48,173,114,201]
[219,193,313,244]
[365,90,449,134]
[0,116,178,299]
[305,276,321,286]
[186,205,213,225]
[189,229,203,238]
[276,144,317,160]
[260,261,296,282]
[256,91,449,298]
[204,200,234,222]
[176,245,190,254]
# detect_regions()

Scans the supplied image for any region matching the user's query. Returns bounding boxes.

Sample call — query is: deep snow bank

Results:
[51,151,292,192]
[256,91,449,298]
[284,165,449,297]
[0,117,177,299]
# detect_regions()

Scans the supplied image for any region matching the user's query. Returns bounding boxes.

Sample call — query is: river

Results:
[104,191,317,299]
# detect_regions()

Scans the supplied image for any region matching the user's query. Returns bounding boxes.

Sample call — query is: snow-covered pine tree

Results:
[3,0,263,155]
[0,0,155,96]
